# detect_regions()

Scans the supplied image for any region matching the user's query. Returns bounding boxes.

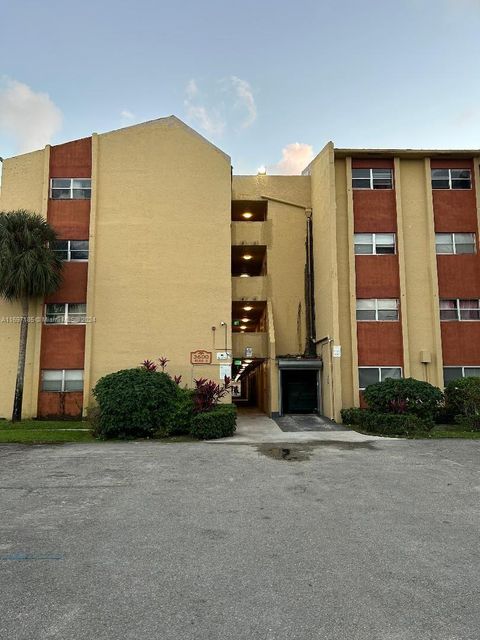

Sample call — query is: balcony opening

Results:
[232,301,266,334]
[232,357,266,411]
[231,200,267,222]
[231,245,266,277]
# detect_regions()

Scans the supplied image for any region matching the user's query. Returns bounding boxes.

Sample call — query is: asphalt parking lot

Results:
[1,439,479,640]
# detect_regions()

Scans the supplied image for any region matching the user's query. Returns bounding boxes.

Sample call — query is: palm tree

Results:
[0,210,62,421]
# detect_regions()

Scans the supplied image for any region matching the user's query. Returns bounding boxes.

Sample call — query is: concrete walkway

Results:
[210,409,389,444]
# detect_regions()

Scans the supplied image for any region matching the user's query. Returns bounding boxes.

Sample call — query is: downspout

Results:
[304,208,317,356]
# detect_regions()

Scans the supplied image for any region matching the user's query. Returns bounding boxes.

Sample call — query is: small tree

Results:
[0,210,62,421]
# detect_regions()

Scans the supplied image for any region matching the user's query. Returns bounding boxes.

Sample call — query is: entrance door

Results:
[281,369,318,414]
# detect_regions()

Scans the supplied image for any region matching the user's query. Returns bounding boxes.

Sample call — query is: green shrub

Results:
[92,368,179,438]
[190,404,237,440]
[341,407,432,436]
[340,407,366,426]
[158,389,195,437]
[363,377,443,421]
[445,377,480,431]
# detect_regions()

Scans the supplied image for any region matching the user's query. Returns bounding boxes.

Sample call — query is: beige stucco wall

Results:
[0,150,47,418]
[84,117,232,407]
[334,158,357,409]
[396,158,443,386]
[308,144,343,420]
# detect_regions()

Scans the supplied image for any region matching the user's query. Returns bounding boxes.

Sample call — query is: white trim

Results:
[41,369,84,392]
[352,168,394,190]
[354,232,396,255]
[431,168,472,190]
[44,302,87,325]
[439,298,480,321]
[356,298,399,321]
[358,366,403,390]
[435,232,476,255]
[52,239,89,262]
[50,178,91,199]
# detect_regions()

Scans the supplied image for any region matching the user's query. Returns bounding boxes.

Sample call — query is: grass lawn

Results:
[0,420,95,444]
[0,421,198,444]
[350,423,480,439]
[421,424,480,439]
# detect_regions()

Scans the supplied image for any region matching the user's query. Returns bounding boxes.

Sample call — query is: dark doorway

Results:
[281,369,318,414]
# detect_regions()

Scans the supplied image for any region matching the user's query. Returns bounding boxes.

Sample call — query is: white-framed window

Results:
[352,168,393,190]
[431,169,472,190]
[50,178,91,199]
[51,240,89,261]
[45,303,87,325]
[354,232,396,255]
[435,233,476,255]
[356,299,399,321]
[439,299,480,321]
[41,369,84,392]
[358,366,402,390]
[443,366,480,385]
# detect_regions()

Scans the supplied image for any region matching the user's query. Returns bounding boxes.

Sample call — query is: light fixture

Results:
[244,359,253,364]
[242,212,253,219]
[240,325,247,330]
[241,317,250,323]
[242,254,253,261]
[243,305,253,311]
[239,273,250,278]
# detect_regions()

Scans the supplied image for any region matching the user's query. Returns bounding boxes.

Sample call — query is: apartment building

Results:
[0,116,479,421]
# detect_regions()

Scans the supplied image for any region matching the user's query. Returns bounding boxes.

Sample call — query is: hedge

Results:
[190,404,237,440]
[444,377,480,431]
[92,368,179,438]
[341,407,432,436]
[363,377,443,421]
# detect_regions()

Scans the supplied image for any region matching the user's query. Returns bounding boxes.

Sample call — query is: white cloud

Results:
[183,76,256,137]
[185,79,198,100]
[0,78,62,154]
[183,78,225,136]
[120,109,136,126]
[121,109,135,120]
[231,76,257,128]
[268,142,315,175]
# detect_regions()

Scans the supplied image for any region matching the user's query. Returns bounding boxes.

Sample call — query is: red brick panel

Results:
[355,255,400,298]
[441,323,480,365]
[352,158,395,170]
[48,200,90,238]
[431,159,477,231]
[437,255,480,299]
[50,138,92,178]
[37,392,83,418]
[45,263,88,304]
[40,326,86,369]
[357,323,404,366]
[353,190,397,232]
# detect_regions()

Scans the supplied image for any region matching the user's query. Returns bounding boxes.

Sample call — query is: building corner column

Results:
[82,133,99,416]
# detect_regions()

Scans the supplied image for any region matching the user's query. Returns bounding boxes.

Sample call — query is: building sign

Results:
[244,347,253,358]
[220,364,232,380]
[332,345,342,358]
[216,351,230,361]
[190,350,212,365]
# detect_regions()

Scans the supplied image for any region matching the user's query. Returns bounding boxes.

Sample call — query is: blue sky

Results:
[1,0,479,174]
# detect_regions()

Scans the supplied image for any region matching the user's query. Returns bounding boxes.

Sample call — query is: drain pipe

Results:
[260,195,317,357]
[304,208,317,356]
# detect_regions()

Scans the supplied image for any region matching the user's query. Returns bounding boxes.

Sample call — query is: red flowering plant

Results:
[193,376,232,413]
[141,359,157,372]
